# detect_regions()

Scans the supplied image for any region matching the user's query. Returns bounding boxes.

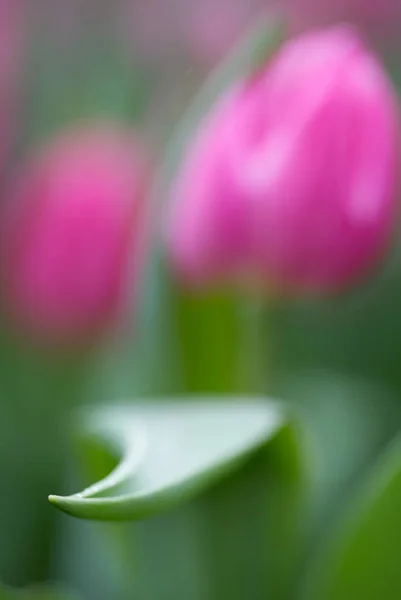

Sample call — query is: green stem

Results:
[174,286,243,394]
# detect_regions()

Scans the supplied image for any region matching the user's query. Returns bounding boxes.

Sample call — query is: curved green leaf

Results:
[49,398,286,520]
[302,434,401,600]
[50,398,306,599]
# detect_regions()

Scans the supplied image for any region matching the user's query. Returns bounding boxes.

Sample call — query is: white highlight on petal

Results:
[241,133,292,194]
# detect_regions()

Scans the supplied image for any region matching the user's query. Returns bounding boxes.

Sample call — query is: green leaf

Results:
[50,398,305,600]
[302,433,401,600]
[49,398,285,520]
[278,372,401,530]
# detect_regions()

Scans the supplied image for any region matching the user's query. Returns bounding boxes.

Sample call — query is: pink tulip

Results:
[1,124,147,344]
[166,26,399,294]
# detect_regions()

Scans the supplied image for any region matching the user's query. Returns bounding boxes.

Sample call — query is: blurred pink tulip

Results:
[283,0,401,47]
[1,124,147,344]
[166,26,399,294]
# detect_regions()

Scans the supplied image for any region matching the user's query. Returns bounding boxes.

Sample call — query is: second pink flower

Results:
[167,26,399,294]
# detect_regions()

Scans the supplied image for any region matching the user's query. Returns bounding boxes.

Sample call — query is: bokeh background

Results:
[1,2,401,600]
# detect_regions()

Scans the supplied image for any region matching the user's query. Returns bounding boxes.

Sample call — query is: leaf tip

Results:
[48,494,72,515]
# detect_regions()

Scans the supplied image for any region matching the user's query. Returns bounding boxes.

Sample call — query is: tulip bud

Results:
[166,26,399,294]
[1,124,147,344]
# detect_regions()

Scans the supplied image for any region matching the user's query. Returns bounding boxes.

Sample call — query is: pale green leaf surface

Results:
[49,399,285,521]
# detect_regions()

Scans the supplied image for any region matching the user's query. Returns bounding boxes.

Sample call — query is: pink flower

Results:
[166,26,399,294]
[1,123,147,345]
